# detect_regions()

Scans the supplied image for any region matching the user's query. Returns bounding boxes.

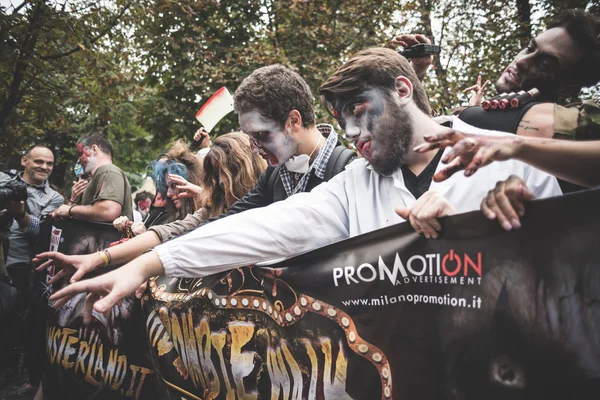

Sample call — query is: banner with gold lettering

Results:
[142,189,600,400]
[37,218,168,400]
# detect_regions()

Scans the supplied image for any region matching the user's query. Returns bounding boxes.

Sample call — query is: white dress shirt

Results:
[155,119,562,277]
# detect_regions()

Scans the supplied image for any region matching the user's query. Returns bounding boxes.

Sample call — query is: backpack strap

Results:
[266,166,281,200]
[324,146,357,181]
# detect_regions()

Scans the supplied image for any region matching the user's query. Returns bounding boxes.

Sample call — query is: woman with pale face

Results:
[113,141,202,234]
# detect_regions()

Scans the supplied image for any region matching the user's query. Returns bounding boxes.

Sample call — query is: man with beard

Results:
[47,47,561,325]
[51,133,132,222]
[394,9,600,141]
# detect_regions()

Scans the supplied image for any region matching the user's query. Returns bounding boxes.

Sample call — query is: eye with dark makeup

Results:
[351,103,367,116]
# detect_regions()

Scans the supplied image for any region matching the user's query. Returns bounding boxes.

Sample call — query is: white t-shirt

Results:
[155,119,562,277]
[133,209,143,223]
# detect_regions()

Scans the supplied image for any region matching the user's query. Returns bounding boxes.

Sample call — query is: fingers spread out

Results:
[70,266,88,283]
[35,259,53,272]
[48,269,67,285]
[433,157,465,182]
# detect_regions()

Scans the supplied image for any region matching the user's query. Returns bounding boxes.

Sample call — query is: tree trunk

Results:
[515,0,532,49]
[418,0,453,109]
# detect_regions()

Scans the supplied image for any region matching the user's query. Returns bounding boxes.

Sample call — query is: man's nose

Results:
[344,123,361,139]
[514,52,534,72]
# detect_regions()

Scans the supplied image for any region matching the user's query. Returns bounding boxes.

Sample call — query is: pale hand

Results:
[70,179,88,202]
[413,130,522,182]
[481,175,535,231]
[391,33,433,80]
[34,251,103,284]
[395,191,456,239]
[113,216,132,233]
[51,204,71,219]
[168,174,202,198]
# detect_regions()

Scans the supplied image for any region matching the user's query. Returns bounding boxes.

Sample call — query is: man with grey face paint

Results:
[35,65,354,285]
[48,49,561,345]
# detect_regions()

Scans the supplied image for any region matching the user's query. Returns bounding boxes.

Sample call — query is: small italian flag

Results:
[195,87,235,132]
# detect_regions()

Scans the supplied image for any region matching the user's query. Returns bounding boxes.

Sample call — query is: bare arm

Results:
[34,229,162,284]
[105,229,161,265]
[513,138,600,188]
[53,200,123,222]
[516,103,554,138]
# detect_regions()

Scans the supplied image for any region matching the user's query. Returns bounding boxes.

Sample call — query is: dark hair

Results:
[319,47,431,116]
[23,145,53,158]
[134,190,153,204]
[154,140,203,220]
[234,64,316,129]
[547,9,600,88]
[77,132,114,157]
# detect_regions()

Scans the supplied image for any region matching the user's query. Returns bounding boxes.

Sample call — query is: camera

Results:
[400,43,441,58]
[0,179,28,206]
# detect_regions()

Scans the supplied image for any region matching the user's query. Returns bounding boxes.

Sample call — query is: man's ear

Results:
[21,156,27,168]
[394,76,413,106]
[286,110,303,133]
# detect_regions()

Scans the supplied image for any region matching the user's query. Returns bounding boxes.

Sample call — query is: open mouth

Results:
[356,140,372,157]
[259,150,279,166]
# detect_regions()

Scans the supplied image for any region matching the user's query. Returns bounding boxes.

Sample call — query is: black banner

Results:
[142,189,600,399]
[38,218,168,400]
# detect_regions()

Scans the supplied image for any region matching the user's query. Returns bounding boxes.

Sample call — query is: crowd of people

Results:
[0,7,599,400]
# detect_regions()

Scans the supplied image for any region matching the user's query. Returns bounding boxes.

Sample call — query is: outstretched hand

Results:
[34,252,103,284]
[48,251,163,324]
[413,130,522,182]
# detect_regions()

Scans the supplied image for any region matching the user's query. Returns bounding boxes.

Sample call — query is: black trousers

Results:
[6,264,42,384]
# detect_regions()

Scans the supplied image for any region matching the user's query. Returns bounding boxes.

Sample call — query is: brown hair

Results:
[547,9,600,89]
[234,64,316,128]
[319,47,431,116]
[199,132,267,218]
[163,140,203,220]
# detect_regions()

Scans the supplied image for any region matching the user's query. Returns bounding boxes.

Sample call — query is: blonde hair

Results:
[199,132,267,218]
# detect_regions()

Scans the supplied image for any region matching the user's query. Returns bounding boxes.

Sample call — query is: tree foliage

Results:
[1,0,598,189]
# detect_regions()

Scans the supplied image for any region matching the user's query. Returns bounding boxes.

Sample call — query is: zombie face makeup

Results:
[137,199,152,218]
[332,87,414,176]
[76,143,97,175]
[239,110,298,166]
[495,27,583,100]
[166,176,182,210]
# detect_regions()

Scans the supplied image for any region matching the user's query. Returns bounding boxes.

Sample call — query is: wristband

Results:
[97,250,110,267]
[68,205,76,218]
